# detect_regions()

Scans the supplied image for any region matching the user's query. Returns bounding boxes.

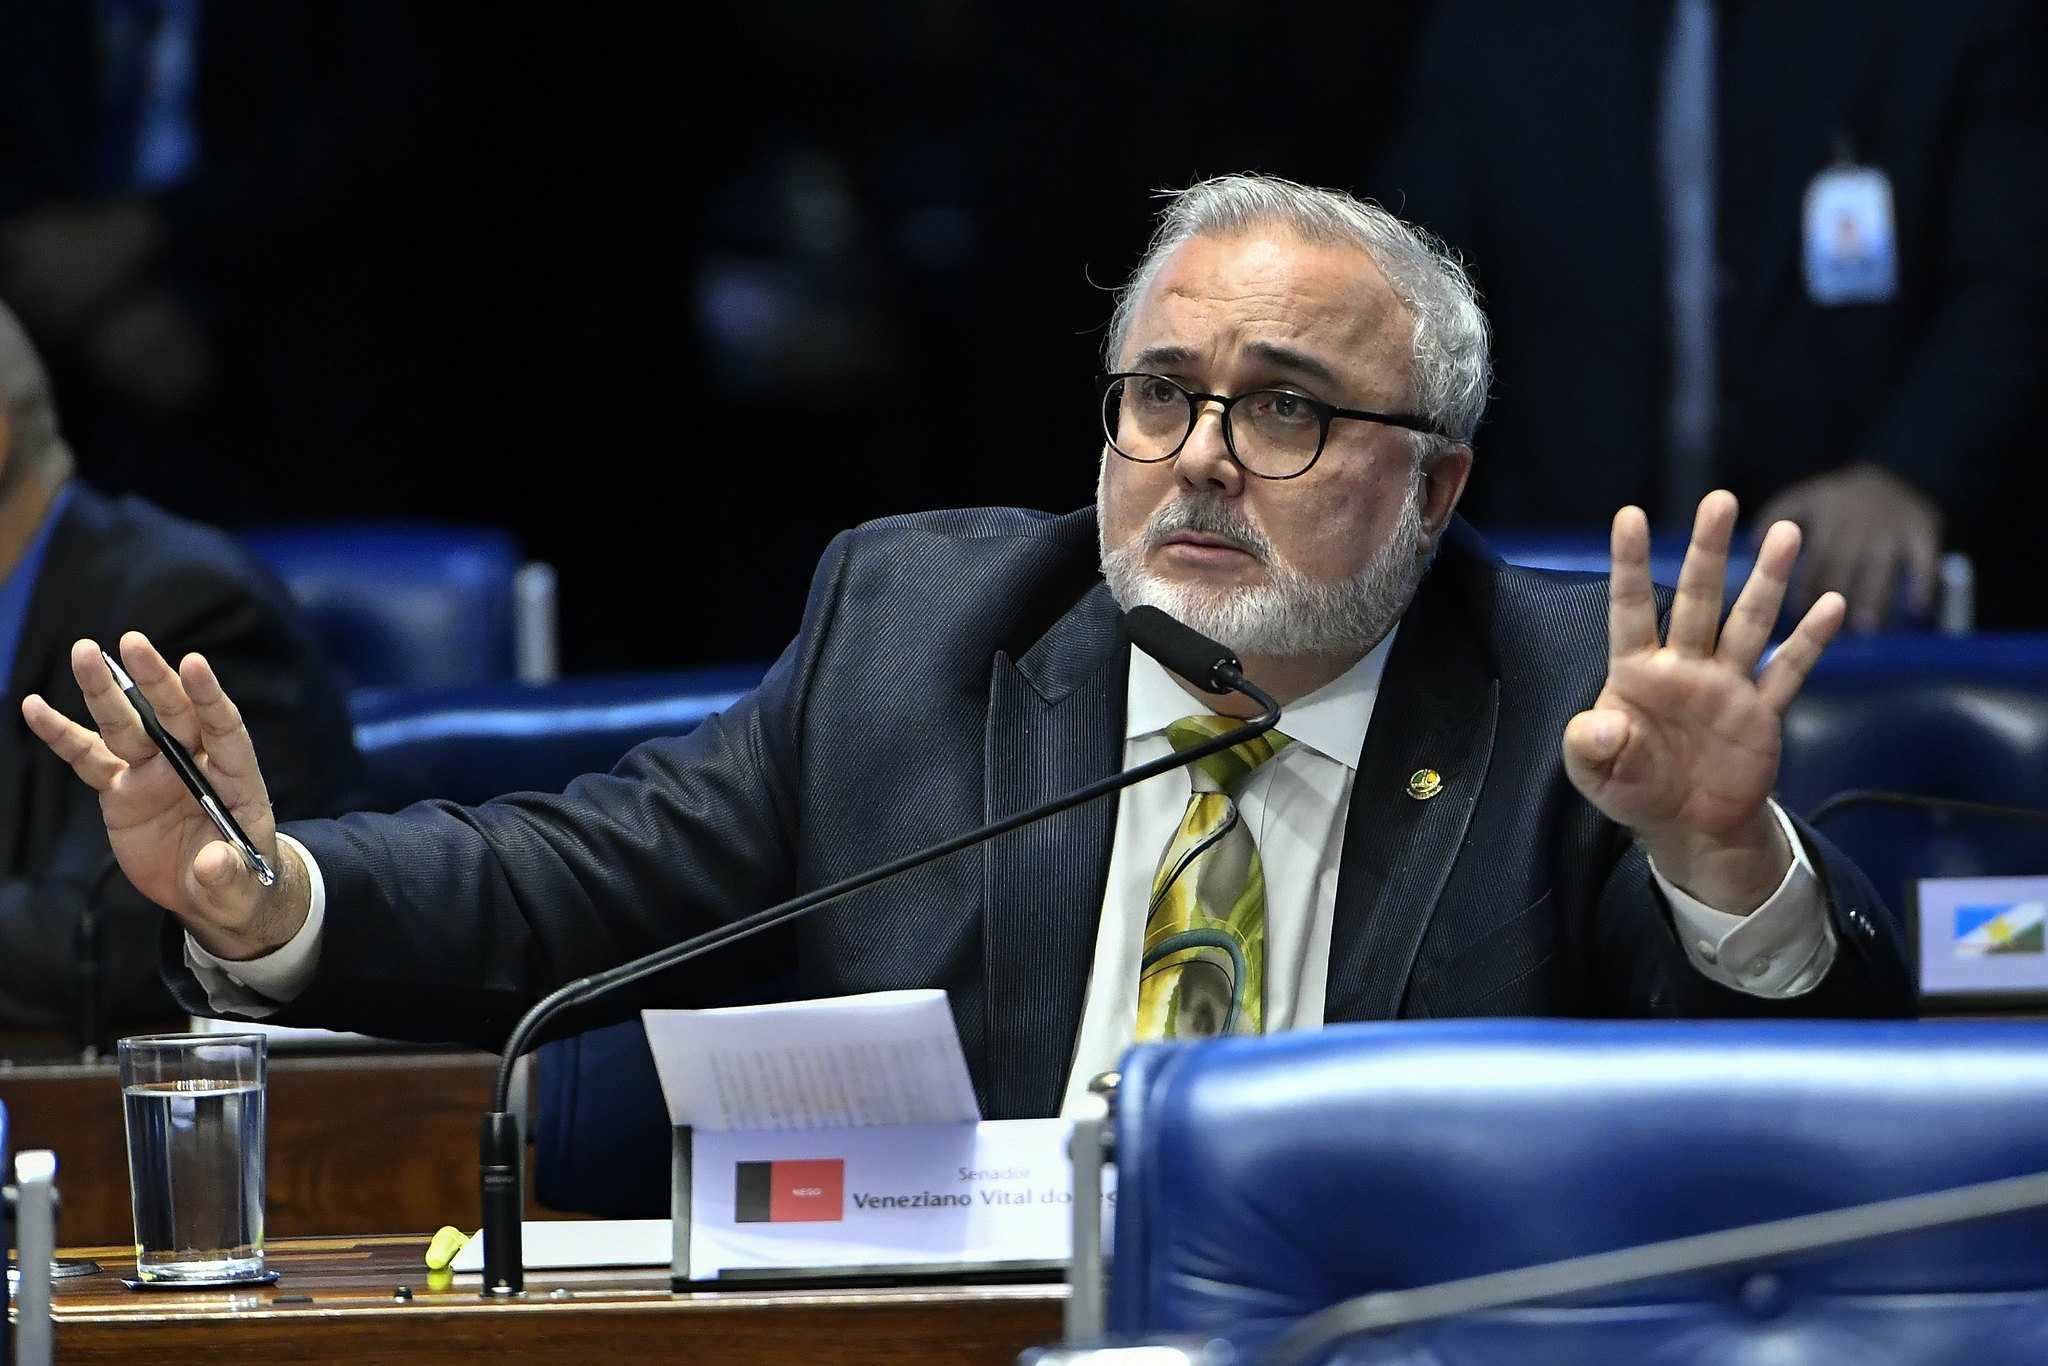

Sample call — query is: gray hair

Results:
[0,301,71,483]
[1104,174,1490,461]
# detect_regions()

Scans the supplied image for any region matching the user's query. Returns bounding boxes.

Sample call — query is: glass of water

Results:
[118,1032,267,1284]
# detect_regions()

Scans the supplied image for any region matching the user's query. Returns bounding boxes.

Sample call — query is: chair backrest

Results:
[351,664,777,1214]
[348,665,774,1213]
[1491,531,1976,635]
[1780,686,2048,904]
[241,525,524,690]
[1488,528,1755,594]
[532,974,802,1217]
[1779,634,2048,908]
[531,1020,675,1218]
[1110,1019,2048,1365]
[1798,632,2048,693]
[348,664,767,810]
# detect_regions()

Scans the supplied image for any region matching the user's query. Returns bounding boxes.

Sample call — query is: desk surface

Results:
[49,1235,1066,1366]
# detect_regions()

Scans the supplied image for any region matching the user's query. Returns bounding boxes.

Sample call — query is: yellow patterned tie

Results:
[1136,715,1294,1040]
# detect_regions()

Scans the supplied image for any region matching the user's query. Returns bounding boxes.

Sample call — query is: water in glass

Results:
[123,1077,265,1281]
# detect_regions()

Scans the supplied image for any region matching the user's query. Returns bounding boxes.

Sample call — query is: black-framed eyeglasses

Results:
[1098,372,1447,480]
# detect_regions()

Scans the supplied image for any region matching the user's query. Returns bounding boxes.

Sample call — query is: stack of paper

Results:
[642,988,981,1130]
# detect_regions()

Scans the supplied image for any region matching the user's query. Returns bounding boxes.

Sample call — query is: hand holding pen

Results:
[21,632,314,962]
[97,646,275,887]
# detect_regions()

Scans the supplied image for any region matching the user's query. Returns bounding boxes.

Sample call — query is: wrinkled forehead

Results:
[1120,228,1415,396]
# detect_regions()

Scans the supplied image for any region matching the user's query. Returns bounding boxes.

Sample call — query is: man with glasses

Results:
[25,175,1910,1121]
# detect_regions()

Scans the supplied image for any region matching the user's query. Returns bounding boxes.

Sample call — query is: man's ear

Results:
[1415,443,1473,553]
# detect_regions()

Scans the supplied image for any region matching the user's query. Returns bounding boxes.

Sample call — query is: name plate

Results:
[682,1118,1107,1282]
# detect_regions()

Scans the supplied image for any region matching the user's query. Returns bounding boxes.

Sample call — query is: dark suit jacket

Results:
[170,506,1911,1119]
[1373,0,2048,534]
[2,483,365,1032]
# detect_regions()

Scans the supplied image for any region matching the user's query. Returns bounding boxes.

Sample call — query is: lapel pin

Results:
[1407,768,1444,801]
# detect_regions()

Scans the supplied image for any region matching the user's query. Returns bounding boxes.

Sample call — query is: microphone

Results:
[1123,605,1245,695]
[1808,789,2048,829]
[477,609,1281,1294]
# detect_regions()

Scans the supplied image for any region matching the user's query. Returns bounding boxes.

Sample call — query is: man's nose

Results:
[1174,400,1247,494]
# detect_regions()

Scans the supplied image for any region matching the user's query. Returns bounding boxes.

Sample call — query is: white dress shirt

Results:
[191,655,1839,1078]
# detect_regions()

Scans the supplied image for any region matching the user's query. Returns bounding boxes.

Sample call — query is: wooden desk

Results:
[0,1050,578,1245]
[49,1235,1065,1366]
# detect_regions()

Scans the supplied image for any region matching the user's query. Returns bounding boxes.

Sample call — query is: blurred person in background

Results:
[1376,0,2048,631]
[0,0,438,526]
[0,301,364,1041]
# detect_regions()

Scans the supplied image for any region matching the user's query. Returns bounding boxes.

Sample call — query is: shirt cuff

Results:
[182,832,326,1017]
[1648,800,1838,998]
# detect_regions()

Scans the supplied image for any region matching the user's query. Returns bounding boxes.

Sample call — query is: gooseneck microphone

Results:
[477,606,1279,1294]
[1807,789,2048,829]
[1123,604,1248,695]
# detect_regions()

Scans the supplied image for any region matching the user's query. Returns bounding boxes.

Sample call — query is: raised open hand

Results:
[1563,492,1846,913]
[21,631,310,960]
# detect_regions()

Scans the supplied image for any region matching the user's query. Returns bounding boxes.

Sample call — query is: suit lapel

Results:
[980,582,1125,1119]
[1325,528,1501,1021]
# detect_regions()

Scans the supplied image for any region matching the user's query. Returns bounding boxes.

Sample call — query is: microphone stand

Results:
[1808,789,2048,829]
[1261,1166,2048,1366]
[479,614,1278,1295]
[76,858,125,1063]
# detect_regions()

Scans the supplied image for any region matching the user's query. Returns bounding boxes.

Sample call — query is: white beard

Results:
[1098,481,1427,661]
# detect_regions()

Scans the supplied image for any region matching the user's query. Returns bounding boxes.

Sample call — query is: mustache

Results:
[1141,495,1273,565]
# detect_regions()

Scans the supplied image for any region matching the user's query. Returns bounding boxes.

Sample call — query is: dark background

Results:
[23,1,2041,673]
[2,0,1429,674]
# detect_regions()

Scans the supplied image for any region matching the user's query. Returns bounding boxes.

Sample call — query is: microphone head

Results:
[1124,605,1241,694]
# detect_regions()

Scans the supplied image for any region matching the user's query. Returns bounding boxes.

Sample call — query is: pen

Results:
[99,648,277,888]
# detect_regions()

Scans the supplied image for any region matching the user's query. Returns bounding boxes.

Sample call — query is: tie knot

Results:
[1164,715,1293,792]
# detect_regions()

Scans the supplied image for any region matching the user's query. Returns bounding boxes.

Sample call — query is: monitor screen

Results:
[1912,875,2048,1009]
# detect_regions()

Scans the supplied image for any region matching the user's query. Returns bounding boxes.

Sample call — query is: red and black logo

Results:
[734,1159,845,1223]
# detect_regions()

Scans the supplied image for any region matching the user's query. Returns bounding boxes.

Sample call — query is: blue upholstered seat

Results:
[1491,531,1978,638]
[348,664,766,810]
[1781,686,2048,905]
[342,665,770,1215]
[242,525,525,689]
[1780,634,2048,907]
[530,1019,674,1218]
[1799,632,2048,691]
[1488,527,1757,594]
[1110,1020,2048,1364]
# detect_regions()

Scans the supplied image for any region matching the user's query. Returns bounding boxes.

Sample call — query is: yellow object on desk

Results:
[424,1225,477,1271]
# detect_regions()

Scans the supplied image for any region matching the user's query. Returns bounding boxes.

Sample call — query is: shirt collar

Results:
[0,482,76,688]
[0,482,73,605]
[1125,625,1398,771]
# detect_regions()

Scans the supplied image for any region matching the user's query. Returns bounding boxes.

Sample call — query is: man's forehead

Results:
[1123,229,1412,386]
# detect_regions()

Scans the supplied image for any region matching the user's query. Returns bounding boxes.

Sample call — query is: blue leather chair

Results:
[242,525,531,690]
[342,664,771,1215]
[1797,632,2048,692]
[530,1019,675,1218]
[1488,527,1757,594]
[531,972,801,1217]
[1110,1019,2048,1365]
[1777,634,2048,909]
[1780,686,2048,907]
[349,664,766,810]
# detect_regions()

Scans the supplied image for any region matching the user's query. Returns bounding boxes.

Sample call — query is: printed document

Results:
[643,989,980,1131]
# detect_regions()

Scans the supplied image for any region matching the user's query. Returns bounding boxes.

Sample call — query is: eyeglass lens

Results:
[1102,374,1325,478]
